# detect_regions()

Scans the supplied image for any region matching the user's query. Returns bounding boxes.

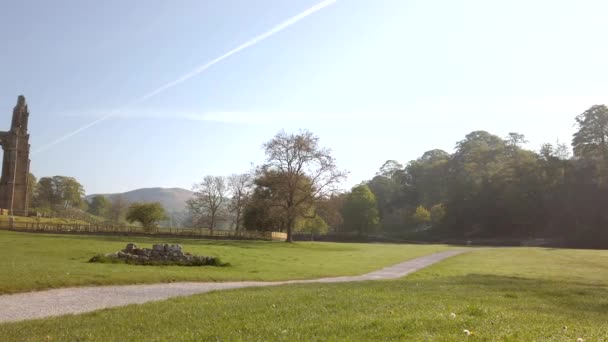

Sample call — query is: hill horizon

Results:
[85,187,194,213]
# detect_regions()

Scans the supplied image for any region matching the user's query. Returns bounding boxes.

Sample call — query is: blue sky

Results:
[2,0,608,194]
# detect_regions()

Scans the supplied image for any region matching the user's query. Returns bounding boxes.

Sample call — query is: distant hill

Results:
[86,187,194,212]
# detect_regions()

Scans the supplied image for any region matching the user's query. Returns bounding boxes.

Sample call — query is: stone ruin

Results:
[90,243,222,266]
[0,96,31,216]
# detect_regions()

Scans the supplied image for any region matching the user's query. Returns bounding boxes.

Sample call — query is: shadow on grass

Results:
[424,273,608,314]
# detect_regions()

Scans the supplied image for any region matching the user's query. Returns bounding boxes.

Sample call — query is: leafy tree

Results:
[125,202,167,231]
[367,175,398,220]
[376,160,404,178]
[187,175,228,233]
[367,175,411,232]
[406,149,449,207]
[258,130,347,242]
[412,206,431,227]
[430,204,446,226]
[506,132,528,150]
[445,131,509,235]
[242,194,286,232]
[296,215,329,235]
[88,195,110,218]
[27,173,37,208]
[35,177,56,208]
[33,176,85,209]
[572,105,608,160]
[342,185,379,235]
[242,170,307,232]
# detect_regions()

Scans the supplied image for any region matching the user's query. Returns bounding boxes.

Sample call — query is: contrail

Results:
[34,0,337,154]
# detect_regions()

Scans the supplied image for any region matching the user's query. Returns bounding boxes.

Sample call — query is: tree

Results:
[445,131,509,235]
[27,173,37,208]
[406,149,449,207]
[187,175,228,233]
[259,130,347,242]
[227,173,252,230]
[376,160,404,178]
[315,193,346,232]
[506,132,528,150]
[50,176,85,208]
[88,195,110,218]
[412,206,431,228]
[342,185,379,236]
[35,177,55,208]
[296,215,329,235]
[109,195,128,223]
[572,105,608,160]
[125,202,167,231]
[430,204,446,226]
[242,171,292,232]
[32,176,85,209]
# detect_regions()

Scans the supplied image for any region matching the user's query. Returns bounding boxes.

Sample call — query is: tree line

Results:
[345,105,608,247]
[192,104,608,246]
[28,175,136,224]
[25,104,608,245]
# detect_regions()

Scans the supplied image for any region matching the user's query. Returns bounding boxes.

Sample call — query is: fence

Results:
[0,219,287,241]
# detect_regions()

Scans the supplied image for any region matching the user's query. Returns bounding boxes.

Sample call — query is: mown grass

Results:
[1,248,606,341]
[0,230,449,294]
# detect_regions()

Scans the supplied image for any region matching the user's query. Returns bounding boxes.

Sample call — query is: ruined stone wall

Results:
[0,96,31,215]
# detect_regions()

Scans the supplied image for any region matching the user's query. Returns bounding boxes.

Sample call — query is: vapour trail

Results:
[34,0,338,154]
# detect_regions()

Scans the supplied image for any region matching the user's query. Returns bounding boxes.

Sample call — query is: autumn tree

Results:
[259,130,347,242]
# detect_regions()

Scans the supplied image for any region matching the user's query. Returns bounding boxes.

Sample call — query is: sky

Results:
[2,0,608,195]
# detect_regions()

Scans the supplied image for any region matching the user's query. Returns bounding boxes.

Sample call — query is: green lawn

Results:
[1,247,607,341]
[0,230,449,294]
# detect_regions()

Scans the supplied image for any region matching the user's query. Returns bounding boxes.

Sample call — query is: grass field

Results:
[0,230,450,294]
[1,247,606,341]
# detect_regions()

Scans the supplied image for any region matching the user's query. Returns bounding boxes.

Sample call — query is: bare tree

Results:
[227,173,252,230]
[186,175,228,233]
[260,130,348,242]
[109,195,128,223]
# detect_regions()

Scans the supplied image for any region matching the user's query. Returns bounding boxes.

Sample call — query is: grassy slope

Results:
[0,230,449,294]
[0,215,91,225]
[1,248,606,341]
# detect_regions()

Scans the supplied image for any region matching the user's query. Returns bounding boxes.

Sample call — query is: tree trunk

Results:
[210,213,215,236]
[286,218,294,243]
[235,208,241,231]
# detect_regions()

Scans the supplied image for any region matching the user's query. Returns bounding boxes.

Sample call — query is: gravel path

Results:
[0,250,465,323]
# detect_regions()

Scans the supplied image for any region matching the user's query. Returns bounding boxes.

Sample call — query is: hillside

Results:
[86,188,194,212]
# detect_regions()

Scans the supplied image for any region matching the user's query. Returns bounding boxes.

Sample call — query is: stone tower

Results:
[0,95,31,216]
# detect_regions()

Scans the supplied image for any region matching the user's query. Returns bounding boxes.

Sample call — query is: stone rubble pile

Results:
[93,243,220,266]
